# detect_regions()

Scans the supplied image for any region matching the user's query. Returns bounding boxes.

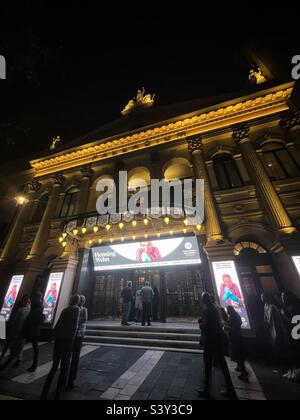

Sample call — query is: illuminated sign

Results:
[212,261,251,330]
[292,256,300,276]
[92,236,201,271]
[0,275,24,321]
[43,273,64,324]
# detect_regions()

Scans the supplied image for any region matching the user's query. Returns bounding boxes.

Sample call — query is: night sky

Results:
[1,3,299,163]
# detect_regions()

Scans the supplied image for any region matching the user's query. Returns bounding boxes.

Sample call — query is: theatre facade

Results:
[0,82,300,331]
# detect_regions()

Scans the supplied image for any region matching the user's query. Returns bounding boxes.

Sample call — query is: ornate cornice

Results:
[232,125,250,144]
[30,83,294,177]
[187,137,203,153]
[280,111,300,132]
[81,165,94,178]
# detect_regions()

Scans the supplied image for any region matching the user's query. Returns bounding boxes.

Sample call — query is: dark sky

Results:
[0,3,299,163]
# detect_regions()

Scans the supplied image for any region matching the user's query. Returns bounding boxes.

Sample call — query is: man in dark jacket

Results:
[121,281,133,326]
[141,282,154,327]
[41,295,80,400]
[23,292,45,372]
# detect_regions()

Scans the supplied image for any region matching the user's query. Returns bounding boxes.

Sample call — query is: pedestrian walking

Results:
[22,292,45,372]
[141,282,154,327]
[41,295,81,400]
[0,296,31,370]
[67,295,89,390]
[225,306,248,379]
[121,282,133,326]
[199,292,236,399]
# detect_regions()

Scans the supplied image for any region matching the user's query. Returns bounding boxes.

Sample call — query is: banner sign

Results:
[212,261,251,329]
[1,275,24,321]
[43,273,64,323]
[92,236,201,271]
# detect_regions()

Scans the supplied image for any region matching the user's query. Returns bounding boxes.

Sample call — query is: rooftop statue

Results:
[122,88,155,115]
[50,136,62,151]
[249,68,267,85]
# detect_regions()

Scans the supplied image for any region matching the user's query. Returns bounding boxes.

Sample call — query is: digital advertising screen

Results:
[292,256,300,276]
[212,261,251,330]
[0,275,24,321]
[43,272,64,324]
[92,236,201,271]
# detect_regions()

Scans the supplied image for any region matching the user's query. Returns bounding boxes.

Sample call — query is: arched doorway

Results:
[235,242,280,328]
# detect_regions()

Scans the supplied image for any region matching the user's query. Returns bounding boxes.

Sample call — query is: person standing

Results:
[141,282,154,327]
[67,295,89,390]
[134,288,143,324]
[0,296,31,370]
[121,282,133,326]
[225,306,248,379]
[199,292,236,399]
[22,292,45,373]
[41,295,81,401]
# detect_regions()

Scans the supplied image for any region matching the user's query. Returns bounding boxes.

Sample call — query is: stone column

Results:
[75,166,94,215]
[29,173,65,258]
[233,125,296,234]
[0,179,41,261]
[187,137,223,243]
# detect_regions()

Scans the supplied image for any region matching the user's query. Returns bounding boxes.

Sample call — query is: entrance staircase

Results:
[84,321,201,352]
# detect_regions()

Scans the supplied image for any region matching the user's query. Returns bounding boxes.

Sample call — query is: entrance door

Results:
[92,273,130,320]
[163,268,204,323]
[237,247,280,328]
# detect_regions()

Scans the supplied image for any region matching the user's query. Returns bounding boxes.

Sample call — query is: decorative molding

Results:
[280,112,300,132]
[232,125,250,144]
[187,137,203,153]
[30,84,294,177]
[81,165,94,179]
[28,179,42,192]
[53,173,66,186]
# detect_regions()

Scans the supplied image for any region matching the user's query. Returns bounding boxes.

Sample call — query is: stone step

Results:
[84,335,201,350]
[86,329,200,342]
[87,324,199,335]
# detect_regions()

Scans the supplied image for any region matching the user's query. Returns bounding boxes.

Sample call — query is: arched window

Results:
[60,187,80,218]
[213,155,243,190]
[261,143,300,180]
[32,194,49,224]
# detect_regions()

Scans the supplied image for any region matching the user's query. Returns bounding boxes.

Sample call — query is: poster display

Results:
[292,256,300,276]
[43,272,64,323]
[212,261,251,329]
[92,236,201,271]
[0,275,25,321]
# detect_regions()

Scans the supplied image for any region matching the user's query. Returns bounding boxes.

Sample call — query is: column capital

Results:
[53,173,66,186]
[81,165,94,179]
[187,137,203,154]
[280,111,300,132]
[28,179,42,193]
[232,125,250,144]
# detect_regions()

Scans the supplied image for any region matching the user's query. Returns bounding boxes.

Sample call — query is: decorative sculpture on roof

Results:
[50,136,62,151]
[122,88,155,115]
[249,68,267,85]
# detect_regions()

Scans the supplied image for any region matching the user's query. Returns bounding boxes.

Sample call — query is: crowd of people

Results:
[1,280,300,400]
[261,291,300,381]
[0,291,88,400]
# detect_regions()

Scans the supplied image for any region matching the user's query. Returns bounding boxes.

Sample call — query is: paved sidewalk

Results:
[0,342,272,401]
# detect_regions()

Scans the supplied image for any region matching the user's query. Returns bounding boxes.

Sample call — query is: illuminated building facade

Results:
[0,82,300,329]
